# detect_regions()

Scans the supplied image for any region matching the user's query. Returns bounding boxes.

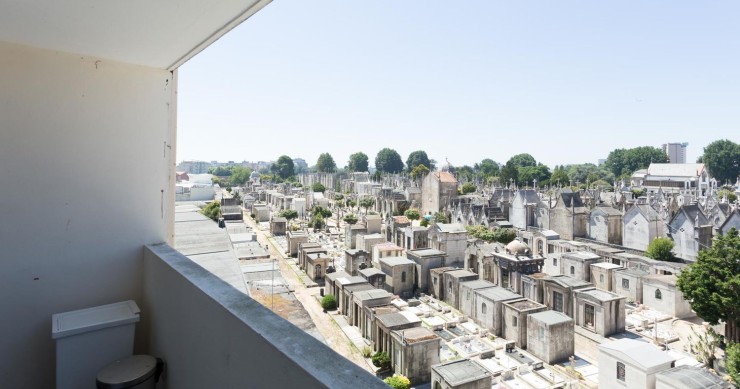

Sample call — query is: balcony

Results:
[141,243,385,388]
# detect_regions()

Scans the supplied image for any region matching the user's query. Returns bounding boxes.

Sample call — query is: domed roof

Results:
[506,240,530,255]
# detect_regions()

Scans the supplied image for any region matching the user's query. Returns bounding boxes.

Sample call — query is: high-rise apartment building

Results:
[662,142,688,164]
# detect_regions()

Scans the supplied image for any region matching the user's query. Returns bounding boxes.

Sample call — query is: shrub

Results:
[383,375,410,389]
[420,218,429,227]
[343,214,359,225]
[312,182,326,193]
[320,294,337,311]
[372,351,391,370]
[279,209,298,220]
[645,237,677,262]
[362,346,373,358]
[461,182,476,194]
[727,342,740,385]
[200,201,221,222]
[404,208,420,221]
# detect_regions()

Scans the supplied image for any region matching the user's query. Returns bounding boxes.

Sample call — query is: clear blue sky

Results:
[177,1,739,169]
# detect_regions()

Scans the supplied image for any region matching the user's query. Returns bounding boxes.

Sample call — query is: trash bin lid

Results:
[97,355,157,389]
[52,300,140,339]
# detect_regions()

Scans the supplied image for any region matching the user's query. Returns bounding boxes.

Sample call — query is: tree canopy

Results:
[347,152,369,172]
[271,155,295,179]
[477,159,499,180]
[406,150,432,171]
[278,209,298,220]
[550,166,570,186]
[375,148,404,173]
[508,153,537,168]
[343,214,358,225]
[316,153,337,173]
[311,182,326,193]
[700,139,740,185]
[456,165,475,183]
[645,237,677,262]
[677,228,740,341]
[461,182,476,194]
[404,208,420,220]
[604,146,668,178]
[229,166,253,185]
[359,197,375,212]
[410,164,430,180]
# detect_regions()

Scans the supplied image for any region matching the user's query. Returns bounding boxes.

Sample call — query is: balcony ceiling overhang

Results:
[0,0,271,70]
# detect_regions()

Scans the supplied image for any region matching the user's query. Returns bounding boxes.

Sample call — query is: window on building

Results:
[512,316,518,327]
[585,304,595,329]
[481,303,487,314]
[553,291,564,312]
[466,290,471,301]
[539,326,544,340]
[570,266,575,275]
[617,362,625,381]
[655,289,662,300]
[433,277,437,284]
[552,258,557,267]
[502,268,509,289]
[401,271,406,282]
[600,274,604,283]
[622,278,630,290]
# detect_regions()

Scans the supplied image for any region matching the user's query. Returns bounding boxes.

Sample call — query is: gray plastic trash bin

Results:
[97,355,163,389]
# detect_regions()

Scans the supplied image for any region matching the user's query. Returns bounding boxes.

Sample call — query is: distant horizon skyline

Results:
[177,1,739,170]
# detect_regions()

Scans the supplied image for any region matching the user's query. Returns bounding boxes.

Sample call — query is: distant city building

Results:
[597,158,606,166]
[662,142,688,164]
[176,160,211,174]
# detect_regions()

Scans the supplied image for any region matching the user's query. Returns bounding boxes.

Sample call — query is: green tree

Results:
[492,228,517,244]
[508,153,537,168]
[565,163,614,185]
[359,197,376,213]
[272,155,295,179]
[466,225,496,242]
[604,146,668,178]
[677,228,740,342]
[312,182,326,193]
[406,150,432,171]
[348,152,369,172]
[420,218,429,227]
[457,165,475,183]
[375,148,404,173]
[372,351,391,370]
[645,237,677,262]
[316,153,337,173]
[433,212,448,223]
[229,166,253,185]
[309,215,325,231]
[499,162,519,186]
[719,188,738,203]
[278,209,298,220]
[404,208,420,220]
[727,342,740,385]
[518,163,551,186]
[550,166,570,186]
[383,375,411,389]
[461,182,476,194]
[320,294,337,311]
[346,199,356,210]
[312,206,333,219]
[343,214,359,225]
[410,164,430,180]
[478,159,499,179]
[700,139,740,185]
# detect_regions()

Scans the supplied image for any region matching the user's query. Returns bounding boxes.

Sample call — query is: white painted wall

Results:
[0,41,175,388]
